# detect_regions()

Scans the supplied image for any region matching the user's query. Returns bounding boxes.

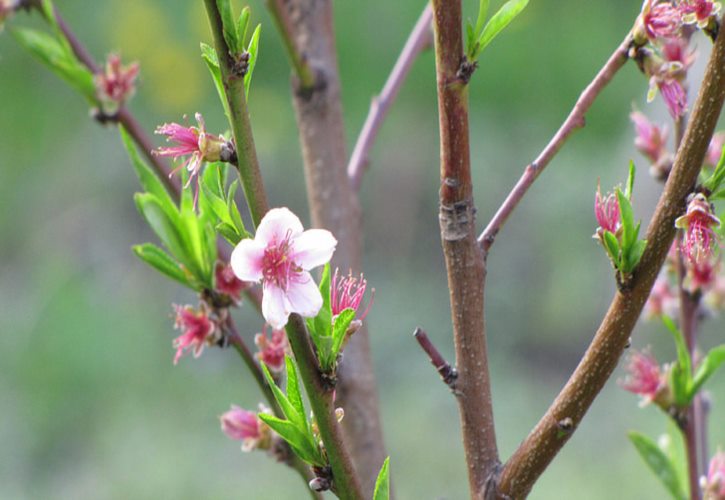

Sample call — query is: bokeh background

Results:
[1,0,724,498]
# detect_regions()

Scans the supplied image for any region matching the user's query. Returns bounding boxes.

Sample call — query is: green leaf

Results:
[662,316,692,377]
[226,180,247,236]
[602,230,621,265]
[617,188,636,250]
[216,0,238,54]
[703,144,725,192]
[690,345,725,397]
[120,126,176,215]
[134,193,189,270]
[626,161,636,200]
[12,28,95,100]
[628,431,687,500]
[373,457,391,500]
[474,0,529,59]
[200,43,231,121]
[331,309,355,362]
[132,243,192,288]
[216,223,243,246]
[307,264,333,367]
[624,239,647,273]
[710,188,725,201]
[284,356,306,426]
[244,24,261,99]
[257,414,323,466]
[662,315,692,405]
[261,363,304,429]
[236,6,251,50]
[475,0,491,35]
[465,20,477,58]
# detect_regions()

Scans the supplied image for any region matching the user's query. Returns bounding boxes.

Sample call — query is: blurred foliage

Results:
[1,0,724,498]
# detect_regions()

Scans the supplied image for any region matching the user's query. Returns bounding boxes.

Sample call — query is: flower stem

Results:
[202,0,269,228]
[285,315,364,500]
[495,24,725,499]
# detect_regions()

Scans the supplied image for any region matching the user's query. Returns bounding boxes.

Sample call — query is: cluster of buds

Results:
[171,303,221,365]
[619,348,673,409]
[154,113,234,204]
[675,193,722,291]
[220,404,272,452]
[254,326,289,374]
[93,54,139,117]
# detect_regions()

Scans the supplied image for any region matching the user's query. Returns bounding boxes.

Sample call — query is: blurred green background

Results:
[1,0,724,498]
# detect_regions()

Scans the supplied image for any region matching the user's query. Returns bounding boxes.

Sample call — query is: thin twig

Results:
[347,4,433,191]
[478,33,633,252]
[413,327,458,389]
[494,25,725,499]
[265,0,316,90]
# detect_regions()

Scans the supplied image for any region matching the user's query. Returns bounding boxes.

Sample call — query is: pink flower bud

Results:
[706,131,725,167]
[94,53,139,115]
[254,327,288,373]
[215,261,249,301]
[631,111,669,165]
[220,404,271,452]
[704,451,725,499]
[681,0,722,28]
[331,268,373,319]
[645,277,679,319]
[172,304,216,365]
[639,0,683,42]
[675,194,722,266]
[619,348,669,407]
[594,182,621,235]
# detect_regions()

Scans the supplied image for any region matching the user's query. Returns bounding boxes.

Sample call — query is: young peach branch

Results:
[413,327,458,390]
[431,0,498,496]
[347,4,433,192]
[202,0,269,228]
[478,33,633,253]
[494,26,725,499]
[284,315,364,500]
[224,317,322,500]
[265,0,316,90]
[265,1,388,494]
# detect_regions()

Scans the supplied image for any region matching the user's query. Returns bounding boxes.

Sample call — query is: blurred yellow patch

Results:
[108,0,203,113]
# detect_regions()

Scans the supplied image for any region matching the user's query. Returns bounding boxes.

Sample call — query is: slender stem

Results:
[265,0,316,90]
[478,33,633,252]
[203,0,269,228]
[347,4,433,192]
[495,26,725,499]
[224,317,322,500]
[431,1,498,496]
[285,315,364,500]
[413,327,458,389]
[265,1,389,494]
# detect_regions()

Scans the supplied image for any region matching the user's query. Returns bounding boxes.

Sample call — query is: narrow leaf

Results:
[475,0,491,35]
[373,457,391,500]
[216,222,243,246]
[285,356,306,423]
[331,309,356,361]
[260,363,304,428]
[628,431,687,500]
[244,24,261,99]
[626,161,636,200]
[616,188,636,250]
[134,193,189,270]
[257,414,323,466]
[200,43,231,121]
[602,230,621,265]
[132,243,192,287]
[475,0,529,58]
[216,0,238,54]
[690,345,725,397]
[236,7,251,51]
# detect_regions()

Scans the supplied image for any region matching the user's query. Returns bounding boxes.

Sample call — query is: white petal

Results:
[256,207,304,245]
[230,239,266,282]
[292,229,337,270]
[285,272,323,318]
[262,284,290,329]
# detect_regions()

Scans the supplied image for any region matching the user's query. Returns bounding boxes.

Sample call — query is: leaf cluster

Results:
[465,0,529,61]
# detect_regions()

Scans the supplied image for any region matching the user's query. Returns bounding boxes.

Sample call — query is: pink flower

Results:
[662,37,696,71]
[231,208,337,329]
[331,268,373,320]
[619,348,668,406]
[172,304,216,364]
[675,193,721,265]
[686,258,720,292]
[704,451,725,499]
[94,53,139,115]
[220,405,270,452]
[641,0,683,41]
[254,327,288,373]
[681,0,721,28]
[645,277,679,318]
[594,182,621,235]
[631,111,669,165]
[154,113,226,197]
[706,131,725,167]
[215,261,248,300]
[648,64,688,118]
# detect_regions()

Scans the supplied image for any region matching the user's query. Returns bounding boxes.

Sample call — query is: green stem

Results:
[285,314,364,500]
[202,0,269,228]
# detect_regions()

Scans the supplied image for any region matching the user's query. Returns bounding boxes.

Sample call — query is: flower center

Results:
[262,233,300,290]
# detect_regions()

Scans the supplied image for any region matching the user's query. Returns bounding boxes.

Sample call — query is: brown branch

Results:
[413,327,458,389]
[347,4,433,191]
[265,1,388,495]
[431,1,498,497]
[494,25,725,499]
[478,33,633,252]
